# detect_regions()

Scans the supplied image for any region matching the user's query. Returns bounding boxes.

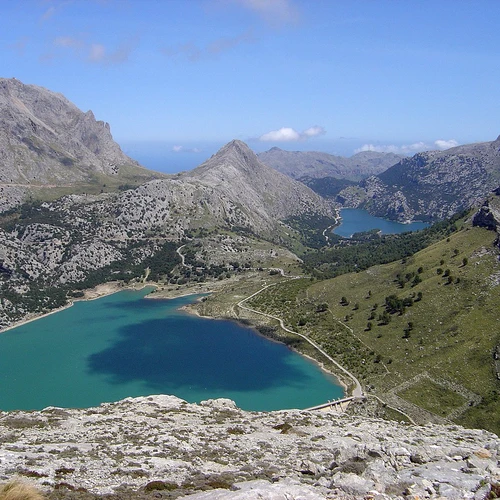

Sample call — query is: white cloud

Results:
[227,0,299,26]
[302,126,326,138]
[355,139,459,155]
[260,127,301,142]
[435,139,459,150]
[355,144,401,154]
[259,126,326,142]
[355,142,428,154]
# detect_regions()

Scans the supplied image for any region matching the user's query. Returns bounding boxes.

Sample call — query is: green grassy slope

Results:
[248,224,500,433]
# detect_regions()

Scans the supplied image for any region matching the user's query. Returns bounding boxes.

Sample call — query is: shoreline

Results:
[0,275,350,399]
[181,303,350,396]
[0,281,144,334]
[178,287,351,396]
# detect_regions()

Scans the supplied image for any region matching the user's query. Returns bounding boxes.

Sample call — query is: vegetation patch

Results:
[398,379,467,417]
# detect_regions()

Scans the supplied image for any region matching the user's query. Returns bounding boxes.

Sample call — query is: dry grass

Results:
[0,481,45,500]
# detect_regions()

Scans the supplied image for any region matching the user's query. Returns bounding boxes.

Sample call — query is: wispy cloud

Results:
[50,35,138,65]
[225,0,299,26]
[40,5,57,22]
[40,1,73,23]
[172,145,201,153]
[162,30,254,62]
[355,139,460,155]
[8,37,29,56]
[88,39,136,65]
[208,30,255,55]
[161,43,202,62]
[54,36,83,48]
[259,126,325,142]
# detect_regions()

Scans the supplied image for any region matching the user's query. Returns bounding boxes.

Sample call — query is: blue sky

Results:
[2,0,500,171]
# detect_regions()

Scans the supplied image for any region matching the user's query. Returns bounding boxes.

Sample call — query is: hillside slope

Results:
[183,140,334,231]
[242,203,500,433]
[258,147,401,181]
[0,78,160,211]
[339,136,500,221]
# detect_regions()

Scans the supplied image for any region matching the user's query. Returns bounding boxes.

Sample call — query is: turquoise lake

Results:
[333,208,429,238]
[0,288,343,411]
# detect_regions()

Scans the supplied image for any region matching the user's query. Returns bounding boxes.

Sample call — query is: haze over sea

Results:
[0,288,342,412]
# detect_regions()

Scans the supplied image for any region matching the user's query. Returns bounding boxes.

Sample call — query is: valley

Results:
[192,214,500,433]
[0,76,500,498]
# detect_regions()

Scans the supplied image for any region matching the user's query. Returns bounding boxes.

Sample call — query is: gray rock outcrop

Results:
[473,189,500,232]
[339,136,500,221]
[0,77,159,210]
[0,395,498,499]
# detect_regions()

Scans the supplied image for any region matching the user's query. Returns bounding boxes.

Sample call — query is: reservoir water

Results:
[334,208,429,238]
[0,288,343,411]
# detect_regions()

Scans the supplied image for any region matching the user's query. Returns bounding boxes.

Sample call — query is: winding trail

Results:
[176,244,190,268]
[237,280,364,399]
[322,210,341,244]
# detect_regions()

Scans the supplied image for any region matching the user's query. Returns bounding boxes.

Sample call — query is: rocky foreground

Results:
[0,396,498,499]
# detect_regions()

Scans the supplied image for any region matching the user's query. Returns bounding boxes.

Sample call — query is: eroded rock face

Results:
[339,136,500,222]
[473,191,500,232]
[0,395,498,499]
[0,78,144,184]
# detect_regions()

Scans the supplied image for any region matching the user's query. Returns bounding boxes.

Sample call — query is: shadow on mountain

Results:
[86,315,310,392]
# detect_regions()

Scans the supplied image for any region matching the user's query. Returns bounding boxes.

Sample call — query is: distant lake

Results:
[333,208,429,238]
[0,288,343,411]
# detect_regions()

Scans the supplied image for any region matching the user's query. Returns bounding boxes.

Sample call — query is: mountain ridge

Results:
[0,77,161,210]
[257,146,402,181]
[339,136,500,221]
[183,140,334,226]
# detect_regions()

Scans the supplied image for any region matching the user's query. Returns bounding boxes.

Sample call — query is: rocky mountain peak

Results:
[182,140,335,233]
[0,77,143,179]
[0,77,160,211]
[203,139,260,175]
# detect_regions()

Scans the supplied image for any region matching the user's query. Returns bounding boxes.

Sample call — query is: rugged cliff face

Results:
[0,78,159,211]
[184,140,334,231]
[339,136,500,221]
[473,188,500,232]
[0,395,498,499]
